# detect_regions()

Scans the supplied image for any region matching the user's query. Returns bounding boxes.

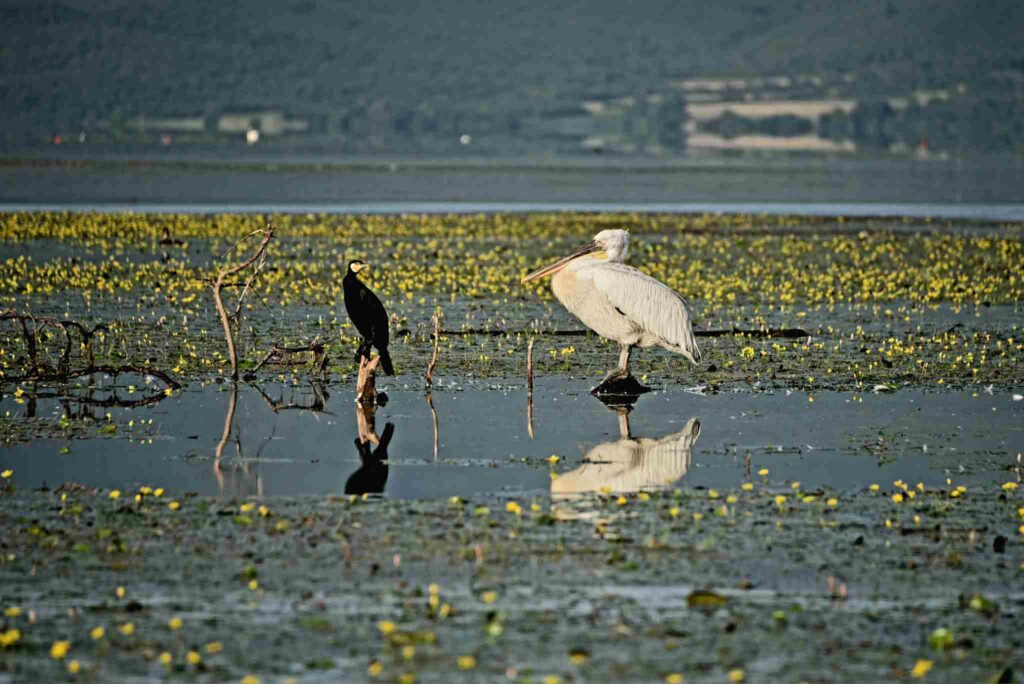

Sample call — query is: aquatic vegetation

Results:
[0,477,1019,681]
[0,212,1021,392]
[1,210,1020,682]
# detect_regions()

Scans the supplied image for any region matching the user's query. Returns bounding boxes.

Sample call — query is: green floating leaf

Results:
[929,627,955,651]
[298,616,333,632]
[966,593,999,617]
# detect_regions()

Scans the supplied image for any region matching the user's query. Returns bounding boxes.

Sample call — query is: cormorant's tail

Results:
[378,348,395,376]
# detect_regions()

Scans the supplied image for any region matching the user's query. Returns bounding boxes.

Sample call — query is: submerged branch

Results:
[2,310,176,391]
[249,337,328,377]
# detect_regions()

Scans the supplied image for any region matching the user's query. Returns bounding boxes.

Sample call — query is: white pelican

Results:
[522,229,700,388]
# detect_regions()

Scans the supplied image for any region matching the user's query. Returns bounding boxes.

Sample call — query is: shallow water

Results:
[3,153,1024,211]
[3,379,1020,498]
[4,201,1024,221]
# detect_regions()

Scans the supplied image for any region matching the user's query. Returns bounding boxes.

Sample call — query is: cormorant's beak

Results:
[521,241,600,283]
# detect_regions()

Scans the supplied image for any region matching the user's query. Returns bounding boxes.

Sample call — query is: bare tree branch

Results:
[211,225,274,380]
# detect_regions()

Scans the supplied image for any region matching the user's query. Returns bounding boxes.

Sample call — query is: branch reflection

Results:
[211,381,331,497]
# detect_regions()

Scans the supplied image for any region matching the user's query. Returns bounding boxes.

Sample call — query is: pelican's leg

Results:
[600,344,632,383]
[593,344,651,399]
[618,344,632,375]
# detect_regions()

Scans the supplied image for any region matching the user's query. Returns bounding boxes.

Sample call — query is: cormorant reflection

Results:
[345,402,395,496]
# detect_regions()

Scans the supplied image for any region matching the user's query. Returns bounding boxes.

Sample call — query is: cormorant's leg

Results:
[354,339,371,363]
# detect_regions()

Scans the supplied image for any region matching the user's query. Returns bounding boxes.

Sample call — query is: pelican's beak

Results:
[521,241,600,283]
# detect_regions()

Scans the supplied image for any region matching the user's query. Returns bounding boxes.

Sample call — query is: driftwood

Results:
[211,226,274,380]
[443,327,810,339]
[696,327,810,339]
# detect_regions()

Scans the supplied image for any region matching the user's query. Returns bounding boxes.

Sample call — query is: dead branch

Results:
[2,310,63,374]
[356,355,381,405]
[1,310,174,392]
[250,337,328,376]
[526,337,535,394]
[230,245,269,321]
[0,310,38,373]
[696,327,810,339]
[425,312,442,388]
[526,336,536,438]
[211,225,274,380]
[448,327,810,338]
[55,320,108,368]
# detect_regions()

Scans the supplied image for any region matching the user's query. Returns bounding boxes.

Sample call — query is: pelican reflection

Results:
[552,408,701,497]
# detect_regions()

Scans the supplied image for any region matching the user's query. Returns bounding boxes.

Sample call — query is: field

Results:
[1,211,1023,682]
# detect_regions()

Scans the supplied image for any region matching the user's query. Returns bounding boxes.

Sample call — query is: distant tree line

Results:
[819,97,1024,154]
[695,96,1024,155]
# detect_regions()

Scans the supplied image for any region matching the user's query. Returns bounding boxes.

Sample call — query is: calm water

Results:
[2,379,1020,499]
[2,155,1023,212]
[4,201,1024,221]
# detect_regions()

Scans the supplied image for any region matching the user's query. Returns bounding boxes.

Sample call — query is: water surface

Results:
[3,379,1020,498]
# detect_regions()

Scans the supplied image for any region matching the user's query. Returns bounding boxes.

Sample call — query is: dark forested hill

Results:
[2,0,1022,155]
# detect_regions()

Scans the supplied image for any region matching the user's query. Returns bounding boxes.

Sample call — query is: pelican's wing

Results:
[584,262,701,362]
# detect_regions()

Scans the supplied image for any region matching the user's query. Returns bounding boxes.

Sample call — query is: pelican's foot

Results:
[599,367,629,384]
[591,372,651,400]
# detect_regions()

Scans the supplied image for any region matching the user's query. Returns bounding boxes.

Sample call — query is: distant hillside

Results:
[2,0,1022,156]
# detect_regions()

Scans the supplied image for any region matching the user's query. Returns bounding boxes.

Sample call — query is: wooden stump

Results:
[356,355,382,406]
[356,401,379,445]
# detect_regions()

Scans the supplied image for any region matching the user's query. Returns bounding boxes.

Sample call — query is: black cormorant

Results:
[343,260,395,375]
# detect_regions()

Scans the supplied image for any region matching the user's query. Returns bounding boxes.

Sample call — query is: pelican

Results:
[522,229,700,389]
